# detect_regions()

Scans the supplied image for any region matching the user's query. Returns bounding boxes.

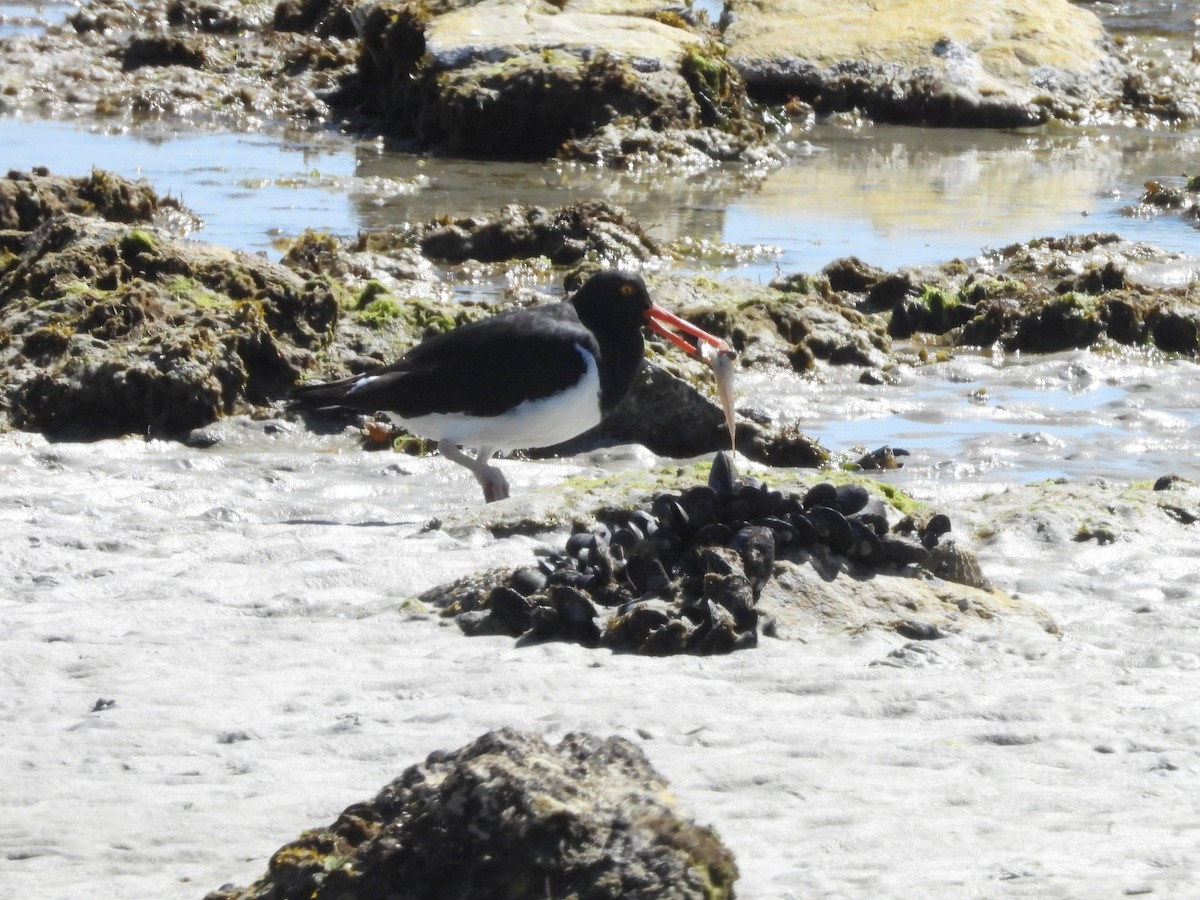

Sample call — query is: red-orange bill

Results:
[645,304,738,450]
[644,304,731,356]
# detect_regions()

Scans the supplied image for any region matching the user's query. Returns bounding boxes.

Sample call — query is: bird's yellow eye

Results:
[619,283,636,296]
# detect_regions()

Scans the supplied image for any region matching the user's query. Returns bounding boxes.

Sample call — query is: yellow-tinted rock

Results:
[426,0,699,68]
[725,0,1124,126]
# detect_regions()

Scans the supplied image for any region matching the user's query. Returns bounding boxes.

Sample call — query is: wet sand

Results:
[3,361,1199,898]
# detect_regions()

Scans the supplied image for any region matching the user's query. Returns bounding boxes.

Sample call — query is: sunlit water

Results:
[743,345,1200,485]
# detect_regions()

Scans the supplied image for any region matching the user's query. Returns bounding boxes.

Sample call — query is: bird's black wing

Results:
[292,304,597,419]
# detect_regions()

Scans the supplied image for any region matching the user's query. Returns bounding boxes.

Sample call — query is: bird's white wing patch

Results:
[347,375,378,394]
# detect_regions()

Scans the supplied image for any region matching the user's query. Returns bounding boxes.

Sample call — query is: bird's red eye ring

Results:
[619,283,636,296]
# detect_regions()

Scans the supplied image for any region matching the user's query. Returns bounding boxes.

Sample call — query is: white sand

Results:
[3,388,1199,899]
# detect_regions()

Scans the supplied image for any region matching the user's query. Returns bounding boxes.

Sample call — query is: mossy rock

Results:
[355,0,765,163]
[0,215,339,438]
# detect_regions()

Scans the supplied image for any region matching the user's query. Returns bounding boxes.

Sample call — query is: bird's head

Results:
[571,270,731,358]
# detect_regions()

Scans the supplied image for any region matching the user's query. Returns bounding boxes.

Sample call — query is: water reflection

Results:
[1,116,1196,280]
[723,125,1200,278]
[347,143,759,255]
[0,0,74,38]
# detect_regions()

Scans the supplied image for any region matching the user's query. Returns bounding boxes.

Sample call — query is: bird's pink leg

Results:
[437,440,509,503]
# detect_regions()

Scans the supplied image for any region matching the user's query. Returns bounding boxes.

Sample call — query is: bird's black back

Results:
[290,271,652,419]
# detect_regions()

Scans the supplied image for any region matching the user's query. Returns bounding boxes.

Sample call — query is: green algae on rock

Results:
[354,0,766,163]
[881,233,1200,356]
[204,728,738,900]
[0,170,340,438]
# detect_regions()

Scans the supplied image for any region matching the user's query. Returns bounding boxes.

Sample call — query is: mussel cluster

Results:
[448,452,957,655]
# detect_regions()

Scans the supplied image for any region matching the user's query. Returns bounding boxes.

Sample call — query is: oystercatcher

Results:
[290,271,730,502]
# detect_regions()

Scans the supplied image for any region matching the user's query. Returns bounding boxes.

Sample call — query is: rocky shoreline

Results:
[4,2,1200,897]
[4,167,1199,446]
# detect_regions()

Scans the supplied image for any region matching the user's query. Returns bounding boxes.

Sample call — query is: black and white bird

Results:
[289,270,730,502]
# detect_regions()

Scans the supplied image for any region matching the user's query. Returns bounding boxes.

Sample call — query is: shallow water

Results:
[3,117,1198,281]
[0,0,72,37]
[752,344,1200,484]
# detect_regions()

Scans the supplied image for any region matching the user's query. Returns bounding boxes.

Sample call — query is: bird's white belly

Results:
[396,350,603,450]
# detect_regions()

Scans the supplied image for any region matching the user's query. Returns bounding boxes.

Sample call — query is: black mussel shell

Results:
[535,546,576,574]
[609,526,641,556]
[755,516,799,544]
[615,596,673,623]
[625,555,671,595]
[919,513,953,549]
[691,522,733,547]
[487,586,535,636]
[881,536,931,567]
[847,519,887,566]
[546,567,594,591]
[548,585,602,646]
[696,546,740,577]
[895,620,942,640]
[854,512,890,536]
[805,505,854,555]
[585,538,616,583]
[834,483,870,516]
[691,599,740,654]
[708,450,741,495]
[509,566,547,596]
[732,525,776,584]
[640,618,696,656]
[802,482,838,510]
[789,511,819,548]
[565,530,597,561]
[652,494,689,536]
[858,445,909,470]
[551,584,600,621]
[703,571,758,632]
[679,485,718,533]
[716,496,753,525]
[591,582,634,608]
[627,508,658,537]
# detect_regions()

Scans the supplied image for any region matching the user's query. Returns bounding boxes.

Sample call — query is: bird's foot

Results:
[478,466,510,503]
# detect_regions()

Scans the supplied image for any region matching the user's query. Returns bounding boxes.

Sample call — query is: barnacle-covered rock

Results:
[205,728,738,900]
[355,0,765,166]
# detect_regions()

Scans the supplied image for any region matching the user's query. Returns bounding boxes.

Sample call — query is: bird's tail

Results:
[287,375,359,409]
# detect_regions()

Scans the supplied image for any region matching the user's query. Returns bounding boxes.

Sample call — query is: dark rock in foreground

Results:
[205,728,738,900]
